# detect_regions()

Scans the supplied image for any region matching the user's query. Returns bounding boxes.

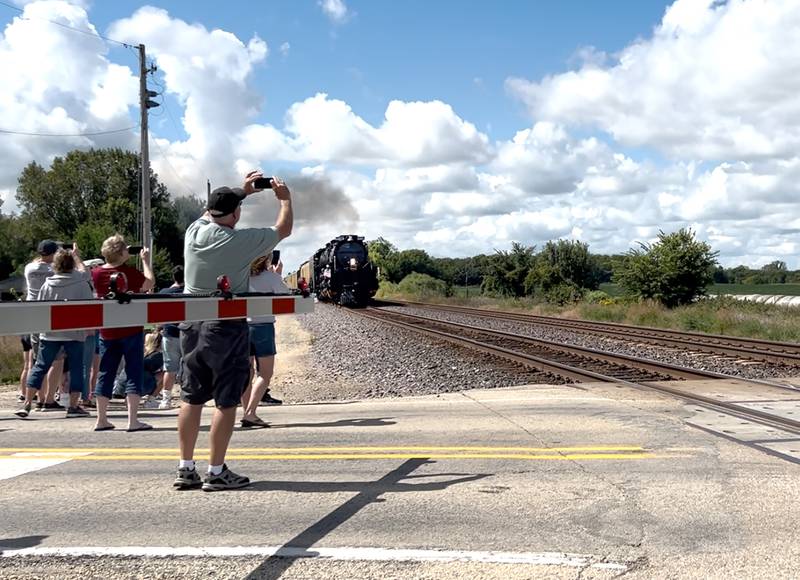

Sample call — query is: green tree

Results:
[760,260,788,284]
[480,242,536,297]
[615,228,719,307]
[15,148,183,264]
[173,195,206,231]
[524,240,599,301]
[385,248,439,283]
[366,237,397,280]
[397,272,450,297]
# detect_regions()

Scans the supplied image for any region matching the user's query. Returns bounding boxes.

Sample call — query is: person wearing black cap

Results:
[174,170,292,491]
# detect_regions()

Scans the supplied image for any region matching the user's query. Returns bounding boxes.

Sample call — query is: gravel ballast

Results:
[379,304,798,380]
[274,302,798,404]
[281,304,563,402]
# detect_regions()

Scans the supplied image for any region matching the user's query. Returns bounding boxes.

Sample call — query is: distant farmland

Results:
[600,283,800,297]
[708,283,800,296]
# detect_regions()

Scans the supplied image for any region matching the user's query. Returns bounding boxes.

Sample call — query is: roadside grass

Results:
[378,290,800,344]
[0,336,22,385]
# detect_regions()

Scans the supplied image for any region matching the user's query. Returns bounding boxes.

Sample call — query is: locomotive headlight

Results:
[349,257,358,270]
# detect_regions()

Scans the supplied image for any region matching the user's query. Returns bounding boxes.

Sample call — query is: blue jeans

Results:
[82,331,97,400]
[27,340,85,394]
[96,332,144,398]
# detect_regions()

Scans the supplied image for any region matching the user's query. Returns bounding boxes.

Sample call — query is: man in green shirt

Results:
[174,171,293,492]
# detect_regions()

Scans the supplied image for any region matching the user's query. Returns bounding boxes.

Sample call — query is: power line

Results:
[0,0,136,48]
[0,125,139,137]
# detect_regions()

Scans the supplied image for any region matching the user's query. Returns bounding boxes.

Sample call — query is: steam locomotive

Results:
[285,235,379,307]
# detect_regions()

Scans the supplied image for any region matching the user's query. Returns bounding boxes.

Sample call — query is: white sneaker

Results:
[158,398,171,410]
[142,397,160,409]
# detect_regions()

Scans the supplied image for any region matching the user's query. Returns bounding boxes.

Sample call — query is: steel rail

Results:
[385,300,800,366]
[364,307,731,382]
[357,307,800,437]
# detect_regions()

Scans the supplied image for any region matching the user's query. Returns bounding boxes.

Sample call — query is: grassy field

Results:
[380,289,800,344]
[600,282,800,297]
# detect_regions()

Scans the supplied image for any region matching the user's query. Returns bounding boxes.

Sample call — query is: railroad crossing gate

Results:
[0,294,314,336]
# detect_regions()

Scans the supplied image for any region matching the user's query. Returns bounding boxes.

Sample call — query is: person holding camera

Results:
[239,253,290,429]
[91,234,155,432]
[174,171,292,492]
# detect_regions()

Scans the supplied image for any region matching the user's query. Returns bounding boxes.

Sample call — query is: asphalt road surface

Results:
[1,382,799,578]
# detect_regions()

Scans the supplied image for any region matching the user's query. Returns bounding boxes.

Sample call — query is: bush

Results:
[615,228,718,308]
[584,290,613,305]
[397,273,450,297]
[375,280,399,298]
[541,283,584,305]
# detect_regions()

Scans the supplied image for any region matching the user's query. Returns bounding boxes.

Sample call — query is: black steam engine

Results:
[287,235,379,307]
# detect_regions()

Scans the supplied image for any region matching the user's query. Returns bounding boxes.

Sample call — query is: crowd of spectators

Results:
[11,171,293,492]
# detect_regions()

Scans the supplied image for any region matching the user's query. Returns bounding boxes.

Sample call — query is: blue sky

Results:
[81,0,672,142]
[2,0,800,269]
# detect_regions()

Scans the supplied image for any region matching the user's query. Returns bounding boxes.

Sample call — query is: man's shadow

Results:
[269,417,396,429]
[243,459,491,580]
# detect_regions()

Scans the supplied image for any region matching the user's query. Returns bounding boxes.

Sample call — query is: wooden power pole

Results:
[138,44,159,270]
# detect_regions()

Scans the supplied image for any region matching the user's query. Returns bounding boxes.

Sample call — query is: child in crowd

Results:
[142,331,165,408]
[17,335,33,402]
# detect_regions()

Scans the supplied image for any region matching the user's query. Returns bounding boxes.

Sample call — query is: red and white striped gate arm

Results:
[0,295,314,336]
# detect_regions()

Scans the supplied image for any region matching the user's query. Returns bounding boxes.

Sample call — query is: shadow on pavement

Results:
[269,417,396,429]
[242,459,491,580]
[0,535,48,553]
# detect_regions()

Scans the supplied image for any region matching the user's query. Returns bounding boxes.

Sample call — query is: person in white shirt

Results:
[240,253,290,428]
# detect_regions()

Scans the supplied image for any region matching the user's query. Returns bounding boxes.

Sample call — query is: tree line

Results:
[370,229,723,308]
[0,148,206,288]
[1,147,792,306]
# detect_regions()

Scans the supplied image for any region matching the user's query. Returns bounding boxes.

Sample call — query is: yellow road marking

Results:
[4,453,659,461]
[0,445,646,454]
[0,445,682,461]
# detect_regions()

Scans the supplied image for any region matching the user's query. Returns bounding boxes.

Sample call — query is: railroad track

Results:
[355,306,800,439]
[384,300,800,366]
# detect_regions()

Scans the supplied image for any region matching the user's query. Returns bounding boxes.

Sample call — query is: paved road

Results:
[1,382,799,578]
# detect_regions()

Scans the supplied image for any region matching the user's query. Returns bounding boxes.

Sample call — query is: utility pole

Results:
[138,44,159,270]
[207,179,211,203]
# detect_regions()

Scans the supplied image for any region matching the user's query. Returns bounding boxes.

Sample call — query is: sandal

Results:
[241,418,269,429]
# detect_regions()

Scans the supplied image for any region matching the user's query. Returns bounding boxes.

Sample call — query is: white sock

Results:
[208,464,223,475]
[179,460,195,470]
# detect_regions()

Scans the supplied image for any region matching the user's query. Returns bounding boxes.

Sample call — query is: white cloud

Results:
[5,0,800,271]
[0,0,138,207]
[318,0,350,24]
[108,6,269,193]
[279,41,290,57]
[283,94,491,167]
[506,0,800,162]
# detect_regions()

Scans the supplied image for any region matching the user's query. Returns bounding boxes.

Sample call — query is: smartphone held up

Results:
[253,176,274,190]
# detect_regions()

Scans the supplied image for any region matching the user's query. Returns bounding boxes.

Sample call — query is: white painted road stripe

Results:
[0,546,627,570]
[0,452,91,481]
